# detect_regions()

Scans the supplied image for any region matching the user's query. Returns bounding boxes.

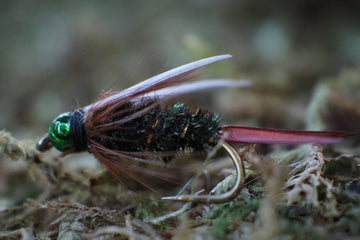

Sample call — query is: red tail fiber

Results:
[221,125,355,144]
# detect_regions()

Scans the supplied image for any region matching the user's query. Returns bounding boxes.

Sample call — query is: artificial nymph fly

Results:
[37,55,352,203]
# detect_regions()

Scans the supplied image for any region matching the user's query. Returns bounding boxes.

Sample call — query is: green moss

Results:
[283,221,328,240]
[207,197,260,237]
[133,195,159,220]
[337,204,360,235]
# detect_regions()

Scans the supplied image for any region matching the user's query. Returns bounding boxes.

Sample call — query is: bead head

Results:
[48,112,74,152]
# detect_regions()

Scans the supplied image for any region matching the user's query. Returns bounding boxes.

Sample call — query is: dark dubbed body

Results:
[89,99,221,160]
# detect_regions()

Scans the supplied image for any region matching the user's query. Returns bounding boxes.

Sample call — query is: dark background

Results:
[1,0,360,138]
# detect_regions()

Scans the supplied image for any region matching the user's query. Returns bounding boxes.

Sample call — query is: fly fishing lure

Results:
[37,54,353,203]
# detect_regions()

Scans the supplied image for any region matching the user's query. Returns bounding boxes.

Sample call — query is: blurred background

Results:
[1,0,360,139]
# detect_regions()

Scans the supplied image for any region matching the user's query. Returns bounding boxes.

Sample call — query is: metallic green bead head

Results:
[48,112,74,152]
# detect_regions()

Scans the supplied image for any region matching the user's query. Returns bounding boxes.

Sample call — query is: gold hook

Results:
[36,133,53,152]
[162,142,245,203]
